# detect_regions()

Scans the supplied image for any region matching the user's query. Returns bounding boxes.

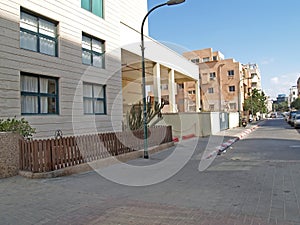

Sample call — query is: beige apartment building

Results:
[183,48,262,116]
[0,0,199,138]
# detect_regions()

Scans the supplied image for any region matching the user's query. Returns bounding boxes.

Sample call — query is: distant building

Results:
[182,48,262,117]
[275,94,288,104]
[266,97,273,113]
[288,86,298,107]
[242,63,262,91]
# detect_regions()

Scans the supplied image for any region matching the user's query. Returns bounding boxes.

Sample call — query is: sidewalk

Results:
[2,119,299,225]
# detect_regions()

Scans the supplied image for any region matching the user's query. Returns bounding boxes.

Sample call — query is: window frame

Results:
[203,57,210,62]
[229,85,236,92]
[82,33,105,68]
[178,83,184,89]
[191,58,200,64]
[229,103,237,110]
[228,70,235,76]
[20,72,59,115]
[81,0,104,18]
[208,87,214,94]
[83,82,107,115]
[20,8,58,57]
[209,72,216,80]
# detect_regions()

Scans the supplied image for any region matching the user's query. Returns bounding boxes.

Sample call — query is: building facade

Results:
[183,48,262,116]
[288,86,298,107]
[0,0,199,138]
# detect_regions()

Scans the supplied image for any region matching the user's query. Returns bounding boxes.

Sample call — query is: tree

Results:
[273,101,289,112]
[243,89,267,115]
[291,98,300,110]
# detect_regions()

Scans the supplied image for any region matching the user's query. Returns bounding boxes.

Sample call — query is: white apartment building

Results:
[0,0,199,138]
[288,86,298,107]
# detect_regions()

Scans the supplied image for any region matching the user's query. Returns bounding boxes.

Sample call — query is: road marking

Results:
[289,146,300,148]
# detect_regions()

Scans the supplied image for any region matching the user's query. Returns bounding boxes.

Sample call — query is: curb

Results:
[173,133,196,142]
[216,125,259,156]
[182,134,196,140]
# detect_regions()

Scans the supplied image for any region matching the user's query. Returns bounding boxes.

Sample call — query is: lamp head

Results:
[166,0,186,5]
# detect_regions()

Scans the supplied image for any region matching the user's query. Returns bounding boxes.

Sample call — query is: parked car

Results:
[270,112,277,118]
[287,111,298,124]
[282,112,289,121]
[290,114,296,126]
[294,114,300,128]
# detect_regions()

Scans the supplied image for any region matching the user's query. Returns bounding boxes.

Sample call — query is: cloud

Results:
[261,58,274,65]
[270,77,279,84]
[264,73,299,98]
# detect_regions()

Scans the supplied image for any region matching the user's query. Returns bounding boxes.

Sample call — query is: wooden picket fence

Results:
[19,126,172,173]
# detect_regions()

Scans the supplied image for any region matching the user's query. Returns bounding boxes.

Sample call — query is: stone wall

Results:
[0,132,21,178]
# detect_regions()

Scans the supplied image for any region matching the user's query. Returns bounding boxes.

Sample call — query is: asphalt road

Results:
[1,118,300,225]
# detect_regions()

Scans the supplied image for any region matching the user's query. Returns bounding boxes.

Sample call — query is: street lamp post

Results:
[141,0,185,159]
[217,63,225,111]
[238,77,244,127]
[238,74,257,126]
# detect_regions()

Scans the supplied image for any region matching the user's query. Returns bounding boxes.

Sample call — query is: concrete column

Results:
[168,69,177,113]
[195,80,201,112]
[153,63,161,104]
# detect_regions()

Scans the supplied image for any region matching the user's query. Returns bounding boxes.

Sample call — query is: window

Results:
[203,57,210,62]
[229,86,235,92]
[178,83,184,89]
[20,10,58,56]
[82,34,105,68]
[83,83,106,114]
[229,103,236,110]
[188,90,196,94]
[209,104,215,111]
[228,70,234,76]
[81,0,103,18]
[161,84,168,90]
[208,88,214,93]
[213,56,217,61]
[191,58,199,64]
[21,73,59,115]
[209,72,216,80]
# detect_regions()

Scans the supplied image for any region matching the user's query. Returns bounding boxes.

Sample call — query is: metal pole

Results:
[218,64,224,111]
[238,74,257,126]
[141,3,167,159]
[140,0,185,159]
[238,78,242,127]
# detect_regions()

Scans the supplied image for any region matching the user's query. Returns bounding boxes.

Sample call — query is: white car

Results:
[293,114,300,128]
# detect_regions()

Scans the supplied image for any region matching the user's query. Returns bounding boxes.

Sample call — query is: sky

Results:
[147,0,300,99]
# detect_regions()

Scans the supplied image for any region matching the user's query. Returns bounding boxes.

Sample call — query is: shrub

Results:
[126,100,165,131]
[0,117,36,139]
